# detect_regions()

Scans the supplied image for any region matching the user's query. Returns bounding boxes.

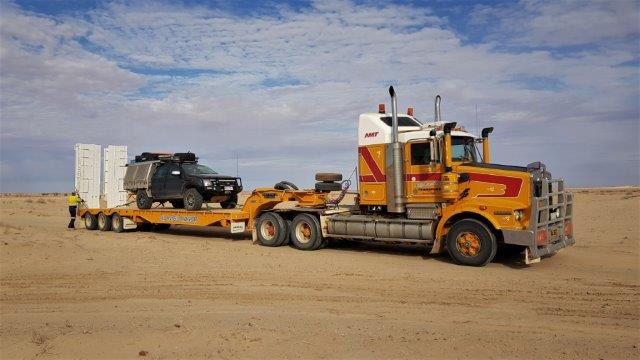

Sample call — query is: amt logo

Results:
[364,132,379,138]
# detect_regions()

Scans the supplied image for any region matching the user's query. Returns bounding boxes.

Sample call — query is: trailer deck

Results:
[78,188,330,233]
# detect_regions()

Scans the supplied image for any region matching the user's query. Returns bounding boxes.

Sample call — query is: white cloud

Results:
[0,0,638,192]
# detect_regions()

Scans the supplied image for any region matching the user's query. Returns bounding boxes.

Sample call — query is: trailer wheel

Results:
[256,212,288,247]
[446,219,497,266]
[97,213,112,231]
[84,213,98,230]
[183,188,203,211]
[220,194,237,209]
[112,213,125,233]
[290,213,323,250]
[136,190,153,209]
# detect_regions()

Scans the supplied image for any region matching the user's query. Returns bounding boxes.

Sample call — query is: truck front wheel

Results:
[136,190,153,209]
[446,219,497,266]
[183,188,203,211]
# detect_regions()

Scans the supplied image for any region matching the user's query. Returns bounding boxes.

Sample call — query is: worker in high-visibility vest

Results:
[67,192,83,229]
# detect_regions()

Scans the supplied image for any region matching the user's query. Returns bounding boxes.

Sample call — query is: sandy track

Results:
[1,188,638,359]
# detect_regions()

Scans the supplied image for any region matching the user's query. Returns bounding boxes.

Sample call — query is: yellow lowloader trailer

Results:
[79,86,575,266]
[79,186,350,248]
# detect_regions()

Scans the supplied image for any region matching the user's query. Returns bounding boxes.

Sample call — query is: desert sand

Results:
[1,188,638,359]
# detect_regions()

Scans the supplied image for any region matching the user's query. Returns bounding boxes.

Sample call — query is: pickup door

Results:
[150,164,170,198]
[163,163,184,198]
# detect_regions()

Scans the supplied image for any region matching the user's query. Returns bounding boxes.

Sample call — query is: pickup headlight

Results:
[203,180,213,187]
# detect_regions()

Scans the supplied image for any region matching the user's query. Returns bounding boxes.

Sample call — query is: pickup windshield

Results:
[182,164,218,175]
[451,137,478,162]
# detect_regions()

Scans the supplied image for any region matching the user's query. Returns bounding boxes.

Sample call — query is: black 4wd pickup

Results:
[123,153,242,211]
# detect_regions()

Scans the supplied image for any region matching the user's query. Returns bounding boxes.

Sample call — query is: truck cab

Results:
[348,88,575,265]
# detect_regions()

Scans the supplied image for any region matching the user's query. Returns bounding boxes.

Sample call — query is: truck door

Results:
[150,164,169,198]
[163,163,184,198]
[404,140,443,203]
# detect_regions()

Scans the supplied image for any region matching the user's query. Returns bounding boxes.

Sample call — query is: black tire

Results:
[220,194,238,209]
[84,213,98,230]
[136,190,153,209]
[315,173,342,182]
[170,200,184,209]
[446,219,497,266]
[183,188,203,211]
[256,212,288,247]
[315,181,342,192]
[274,181,298,190]
[112,213,125,233]
[97,213,112,231]
[282,219,292,246]
[289,213,323,251]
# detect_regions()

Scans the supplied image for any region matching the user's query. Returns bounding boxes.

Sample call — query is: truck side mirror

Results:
[171,170,181,176]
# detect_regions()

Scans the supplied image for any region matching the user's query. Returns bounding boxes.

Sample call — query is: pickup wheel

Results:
[112,213,125,233]
[136,190,153,209]
[84,213,98,230]
[256,212,288,247]
[290,213,323,251]
[183,188,203,211]
[220,194,238,209]
[446,219,497,266]
[170,200,184,209]
[97,213,112,231]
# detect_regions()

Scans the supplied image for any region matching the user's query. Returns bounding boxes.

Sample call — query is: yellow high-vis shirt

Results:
[67,195,82,206]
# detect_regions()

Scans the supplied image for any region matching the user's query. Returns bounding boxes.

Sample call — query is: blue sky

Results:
[0,0,638,192]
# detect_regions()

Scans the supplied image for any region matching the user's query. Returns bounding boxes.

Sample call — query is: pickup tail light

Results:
[536,229,547,246]
[564,221,572,237]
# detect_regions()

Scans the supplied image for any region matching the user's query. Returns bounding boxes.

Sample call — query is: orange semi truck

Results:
[79,87,574,266]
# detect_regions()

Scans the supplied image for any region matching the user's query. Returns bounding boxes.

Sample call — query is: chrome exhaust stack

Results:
[434,95,442,122]
[386,86,405,213]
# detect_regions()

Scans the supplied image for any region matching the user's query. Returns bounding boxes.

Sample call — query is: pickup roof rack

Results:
[133,152,197,164]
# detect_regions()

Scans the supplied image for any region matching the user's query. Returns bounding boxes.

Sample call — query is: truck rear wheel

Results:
[183,188,203,211]
[97,213,112,231]
[256,212,288,247]
[290,213,323,250]
[220,194,237,209]
[84,213,98,230]
[446,219,497,266]
[112,213,125,233]
[136,190,153,209]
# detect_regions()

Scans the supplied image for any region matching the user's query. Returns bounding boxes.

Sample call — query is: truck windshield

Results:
[182,164,218,175]
[451,137,478,162]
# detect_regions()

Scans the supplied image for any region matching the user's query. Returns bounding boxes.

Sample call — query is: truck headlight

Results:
[514,210,524,221]
[203,180,213,187]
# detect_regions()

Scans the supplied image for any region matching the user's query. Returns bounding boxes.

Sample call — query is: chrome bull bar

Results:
[502,178,575,263]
